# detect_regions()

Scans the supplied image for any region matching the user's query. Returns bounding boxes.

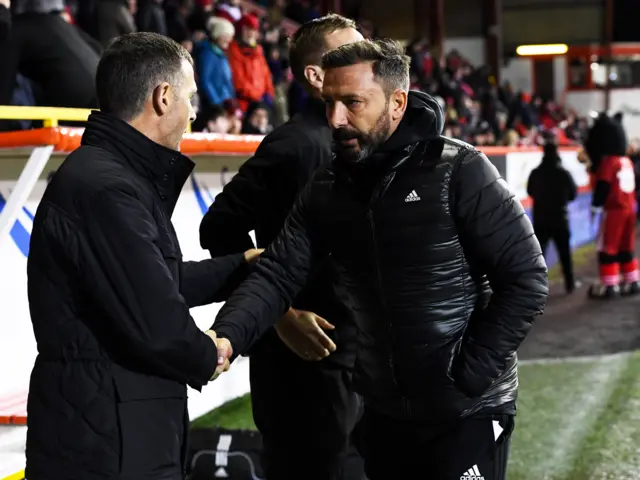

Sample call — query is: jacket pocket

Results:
[116,396,186,476]
[112,363,186,402]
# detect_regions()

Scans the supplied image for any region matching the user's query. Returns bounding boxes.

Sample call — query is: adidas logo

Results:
[214,466,229,478]
[405,190,421,202]
[460,465,484,480]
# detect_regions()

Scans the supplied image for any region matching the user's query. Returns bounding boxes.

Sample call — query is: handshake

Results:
[203,247,339,381]
[204,330,233,381]
[204,308,339,381]
[203,247,264,381]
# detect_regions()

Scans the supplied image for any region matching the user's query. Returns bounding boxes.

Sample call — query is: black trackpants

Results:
[357,409,514,480]
[249,332,365,480]
[536,223,575,291]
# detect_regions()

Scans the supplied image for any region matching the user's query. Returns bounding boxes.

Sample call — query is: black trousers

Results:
[357,409,514,480]
[536,223,575,290]
[249,333,364,480]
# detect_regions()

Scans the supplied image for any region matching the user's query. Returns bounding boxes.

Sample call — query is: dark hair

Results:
[207,104,227,122]
[321,38,411,95]
[289,13,357,87]
[96,32,193,121]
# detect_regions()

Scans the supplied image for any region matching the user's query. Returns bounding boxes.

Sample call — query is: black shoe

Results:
[621,281,640,296]
[566,279,582,294]
[588,284,621,299]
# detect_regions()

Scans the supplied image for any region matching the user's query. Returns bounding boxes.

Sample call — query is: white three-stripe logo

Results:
[404,190,421,202]
[461,464,483,479]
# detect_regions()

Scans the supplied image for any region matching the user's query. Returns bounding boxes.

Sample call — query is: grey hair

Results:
[96,32,193,121]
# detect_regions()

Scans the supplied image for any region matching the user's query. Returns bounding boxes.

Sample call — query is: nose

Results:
[189,103,197,124]
[327,102,348,131]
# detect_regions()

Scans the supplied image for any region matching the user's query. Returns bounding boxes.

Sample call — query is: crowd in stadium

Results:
[0,0,603,147]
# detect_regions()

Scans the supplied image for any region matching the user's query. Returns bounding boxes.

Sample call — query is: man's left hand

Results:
[275,308,336,361]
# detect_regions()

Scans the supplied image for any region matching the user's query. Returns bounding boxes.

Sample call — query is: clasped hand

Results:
[203,248,263,382]
[204,330,233,381]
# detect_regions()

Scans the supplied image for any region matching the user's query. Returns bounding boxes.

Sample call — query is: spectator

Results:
[165,0,194,52]
[227,13,275,112]
[187,0,213,34]
[215,0,242,23]
[0,0,100,113]
[240,101,271,134]
[94,0,136,47]
[203,104,232,133]
[136,0,166,35]
[194,15,235,108]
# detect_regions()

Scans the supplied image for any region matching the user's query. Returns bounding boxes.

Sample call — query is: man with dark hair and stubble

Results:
[25,32,261,480]
[211,39,548,479]
[199,13,366,480]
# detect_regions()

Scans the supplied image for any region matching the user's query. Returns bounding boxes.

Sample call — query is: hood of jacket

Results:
[335,90,444,175]
[377,90,444,154]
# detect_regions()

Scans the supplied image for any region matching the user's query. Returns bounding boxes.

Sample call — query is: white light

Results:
[590,62,599,71]
[516,44,569,56]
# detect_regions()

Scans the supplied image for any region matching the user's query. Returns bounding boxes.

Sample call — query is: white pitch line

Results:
[591,369,640,478]
[519,350,635,366]
[532,352,630,478]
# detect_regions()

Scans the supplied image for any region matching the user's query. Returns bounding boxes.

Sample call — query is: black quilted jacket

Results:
[214,92,549,421]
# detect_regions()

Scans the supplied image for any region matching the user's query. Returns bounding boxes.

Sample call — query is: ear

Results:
[152,82,172,116]
[304,65,323,91]
[390,89,408,121]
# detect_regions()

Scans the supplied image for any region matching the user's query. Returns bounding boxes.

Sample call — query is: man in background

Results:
[527,141,578,294]
[200,14,365,480]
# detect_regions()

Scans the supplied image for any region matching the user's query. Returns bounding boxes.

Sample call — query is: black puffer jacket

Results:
[214,92,548,421]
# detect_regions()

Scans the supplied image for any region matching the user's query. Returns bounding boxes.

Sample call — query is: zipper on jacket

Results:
[366,171,411,417]
[368,208,411,417]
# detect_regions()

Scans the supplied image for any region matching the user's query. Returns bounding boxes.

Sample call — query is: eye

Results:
[346,100,362,108]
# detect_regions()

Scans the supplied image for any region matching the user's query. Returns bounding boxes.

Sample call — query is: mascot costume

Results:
[583,112,639,299]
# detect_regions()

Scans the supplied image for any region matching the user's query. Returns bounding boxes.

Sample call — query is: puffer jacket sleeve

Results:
[450,151,549,398]
[212,182,328,359]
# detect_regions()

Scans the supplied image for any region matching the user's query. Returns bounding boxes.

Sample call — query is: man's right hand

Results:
[205,330,233,380]
[0,0,9,8]
[243,248,264,264]
[275,308,337,361]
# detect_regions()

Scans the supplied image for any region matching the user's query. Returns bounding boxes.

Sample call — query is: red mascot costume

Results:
[584,113,640,298]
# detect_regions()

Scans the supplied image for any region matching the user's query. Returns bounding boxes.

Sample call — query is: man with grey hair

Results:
[211,39,548,479]
[25,32,259,480]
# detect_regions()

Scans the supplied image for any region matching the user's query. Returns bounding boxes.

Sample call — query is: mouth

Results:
[339,138,359,147]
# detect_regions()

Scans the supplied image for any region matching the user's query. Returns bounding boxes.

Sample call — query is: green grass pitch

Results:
[192,351,640,479]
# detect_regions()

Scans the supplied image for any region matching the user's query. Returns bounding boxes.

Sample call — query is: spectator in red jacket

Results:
[227,13,275,112]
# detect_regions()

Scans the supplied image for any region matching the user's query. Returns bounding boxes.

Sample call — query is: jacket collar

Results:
[81,111,194,216]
